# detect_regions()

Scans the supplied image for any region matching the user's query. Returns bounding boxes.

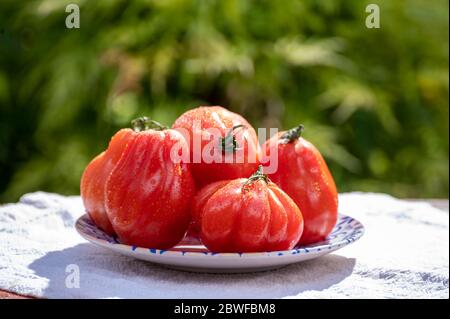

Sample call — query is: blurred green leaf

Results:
[0,0,448,202]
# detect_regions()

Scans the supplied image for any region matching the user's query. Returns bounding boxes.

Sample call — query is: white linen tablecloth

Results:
[0,191,448,299]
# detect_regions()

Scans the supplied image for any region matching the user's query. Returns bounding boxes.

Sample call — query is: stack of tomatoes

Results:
[80,106,338,252]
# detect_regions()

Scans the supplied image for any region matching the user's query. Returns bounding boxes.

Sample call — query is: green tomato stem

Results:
[131,116,167,132]
[280,124,304,143]
[220,124,246,153]
[242,165,270,191]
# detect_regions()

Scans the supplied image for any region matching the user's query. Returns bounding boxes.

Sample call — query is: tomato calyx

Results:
[242,165,270,191]
[131,116,168,132]
[280,124,304,144]
[219,124,246,153]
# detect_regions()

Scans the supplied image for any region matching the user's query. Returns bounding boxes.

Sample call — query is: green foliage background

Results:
[0,0,448,202]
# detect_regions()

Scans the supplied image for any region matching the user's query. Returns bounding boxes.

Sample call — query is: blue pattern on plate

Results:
[76,214,364,257]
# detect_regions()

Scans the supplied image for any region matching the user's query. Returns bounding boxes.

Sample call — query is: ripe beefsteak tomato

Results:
[263,125,338,245]
[105,117,196,249]
[172,106,260,188]
[192,166,304,253]
[188,179,230,237]
[80,128,135,235]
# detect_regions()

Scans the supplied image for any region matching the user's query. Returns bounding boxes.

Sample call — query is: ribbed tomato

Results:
[263,125,338,245]
[105,117,196,249]
[172,106,260,188]
[80,128,135,235]
[188,179,230,237]
[192,166,304,252]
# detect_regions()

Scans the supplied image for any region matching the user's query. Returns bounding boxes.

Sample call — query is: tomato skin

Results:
[188,179,230,237]
[80,129,135,235]
[263,129,338,245]
[105,128,196,249]
[192,173,304,253]
[172,106,260,188]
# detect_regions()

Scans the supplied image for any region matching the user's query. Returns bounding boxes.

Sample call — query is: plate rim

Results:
[75,213,365,259]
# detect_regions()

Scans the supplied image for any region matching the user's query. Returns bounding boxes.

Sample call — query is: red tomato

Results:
[263,125,338,245]
[192,166,304,252]
[172,106,260,188]
[105,117,196,249]
[80,128,135,235]
[188,179,230,237]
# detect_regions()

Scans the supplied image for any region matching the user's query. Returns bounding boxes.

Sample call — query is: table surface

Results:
[1,198,448,299]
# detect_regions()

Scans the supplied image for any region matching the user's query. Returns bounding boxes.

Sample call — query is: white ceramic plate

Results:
[76,213,364,273]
